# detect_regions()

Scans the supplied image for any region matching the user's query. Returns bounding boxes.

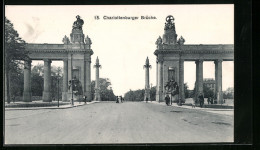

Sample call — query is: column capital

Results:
[85,60,91,63]
[157,57,164,63]
[43,59,52,63]
[195,59,203,64]
[24,60,32,69]
[214,59,223,64]
[63,58,68,61]
[179,59,184,63]
[25,59,32,63]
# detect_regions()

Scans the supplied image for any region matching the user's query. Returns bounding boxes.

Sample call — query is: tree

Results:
[5,17,29,103]
[9,66,24,99]
[150,86,156,100]
[124,89,145,101]
[223,87,234,99]
[91,78,115,101]
[50,66,63,100]
[31,63,44,96]
[184,83,189,98]
[203,84,214,98]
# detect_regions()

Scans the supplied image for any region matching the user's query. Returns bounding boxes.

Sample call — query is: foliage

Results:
[50,66,63,99]
[223,87,234,99]
[5,17,29,103]
[91,78,115,101]
[31,63,44,96]
[150,86,156,100]
[124,89,145,101]
[9,66,24,97]
[184,83,189,98]
[203,84,214,98]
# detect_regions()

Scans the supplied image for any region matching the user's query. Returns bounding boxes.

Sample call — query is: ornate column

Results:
[156,57,163,102]
[196,60,203,95]
[215,59,223,104]
[85,59,91,101]
[195,61,198,97]
[94,57,101,101]
[179,59,185,103]
[80,59,85,95]
[156,60,158,90]
[43,59,52,102]
[144,57,151,101]
[62,58,68,101]
[23,60,32,102]
[214,60,218,101]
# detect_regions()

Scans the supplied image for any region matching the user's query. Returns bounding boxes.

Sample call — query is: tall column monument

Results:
[94,57,101,101]
[144,57,151,101]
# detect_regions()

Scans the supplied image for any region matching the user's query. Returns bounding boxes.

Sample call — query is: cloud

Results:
[23,17,44,42]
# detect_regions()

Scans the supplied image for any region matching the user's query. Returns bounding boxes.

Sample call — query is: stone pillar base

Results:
[94,95,101,101]
[23,91,32,102]
[217,91,223,104]
[84,91,92,101]
[67,92,80,101]
[156,92,164,102]
[43,91,52,102]
[62,92,69,102]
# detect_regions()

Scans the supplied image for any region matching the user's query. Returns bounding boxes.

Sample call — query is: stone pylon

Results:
[94,57,101,101]
[144,57,151,101]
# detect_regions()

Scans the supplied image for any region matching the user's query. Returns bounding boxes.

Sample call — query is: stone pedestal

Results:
[23,60,32,102]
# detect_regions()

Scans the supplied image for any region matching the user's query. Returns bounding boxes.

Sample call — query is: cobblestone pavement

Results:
[4,101,233,144]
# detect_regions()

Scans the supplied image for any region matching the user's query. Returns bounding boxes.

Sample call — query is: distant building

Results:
[203,78,215,91]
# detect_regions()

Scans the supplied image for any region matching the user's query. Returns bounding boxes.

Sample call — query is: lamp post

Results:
[57,72,60,107]
[71,54,74,106]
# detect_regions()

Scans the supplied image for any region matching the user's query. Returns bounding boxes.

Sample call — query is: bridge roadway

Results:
[5,101,233,144]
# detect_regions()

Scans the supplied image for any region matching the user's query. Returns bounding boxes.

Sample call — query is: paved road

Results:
[5,102,233,144]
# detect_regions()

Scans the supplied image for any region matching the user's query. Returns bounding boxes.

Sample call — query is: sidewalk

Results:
[146,101,234,116]
[5,101,99,111]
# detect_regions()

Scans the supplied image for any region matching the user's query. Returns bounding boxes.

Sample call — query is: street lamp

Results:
[57,72,60,107]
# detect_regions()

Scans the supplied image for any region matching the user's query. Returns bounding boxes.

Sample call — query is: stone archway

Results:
[154,15,234,104]
[23,15,93,102]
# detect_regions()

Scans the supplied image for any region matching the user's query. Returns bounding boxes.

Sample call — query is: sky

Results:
[5,5,234,96]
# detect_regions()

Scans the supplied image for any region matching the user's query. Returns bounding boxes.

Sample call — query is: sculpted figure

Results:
[155,36,162,49]
[72,15,84,30]
[164,15,175,30]
[177,36,185,45]
[62,35,70,44]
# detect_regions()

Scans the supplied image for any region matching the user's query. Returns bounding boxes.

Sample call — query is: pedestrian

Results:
[192,97,196,108]
[165,95,170,106]
[210,97,213,104]
[116,96,119,103]
[12,96,15,103]
[207,97,210,104]
[198,93,204,108]
[146,97,148,103]
[120,96,123,103]
[84,96,87,104]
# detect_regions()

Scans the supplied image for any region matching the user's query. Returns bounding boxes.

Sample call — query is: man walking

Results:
[116,96,119,103]
[165,95,170,106]
[198,93,204,108]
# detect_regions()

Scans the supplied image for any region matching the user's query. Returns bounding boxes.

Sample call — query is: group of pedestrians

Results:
[116,96,124,103]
